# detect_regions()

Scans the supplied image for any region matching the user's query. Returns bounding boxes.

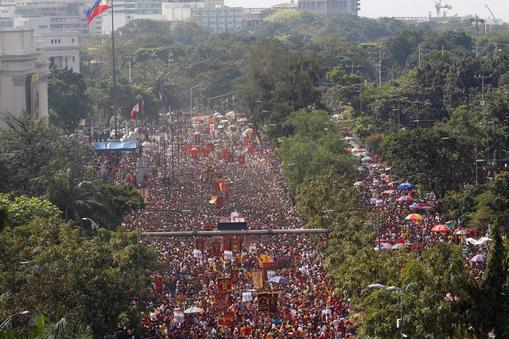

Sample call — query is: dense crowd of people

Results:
[87,111,494,338]
[110,112,355,338]
[347,138,491,282]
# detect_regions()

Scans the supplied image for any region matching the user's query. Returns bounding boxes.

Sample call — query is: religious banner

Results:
[257,292,270,312]
[223,236,232,251]
[215,196,224,209]
[232,237,242,252]
[268,292,279,313]
[154,275,163,294]
[217,278,232,293]
[218,311,234,327]
[195,238,205,251]
[262,261,278,271]
[209,241,221,257]
[214,293,228,312]
[230,267,240,283]
[252,270,263,289]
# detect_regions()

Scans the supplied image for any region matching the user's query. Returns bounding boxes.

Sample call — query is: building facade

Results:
[298,0,359,16]
[35,31,80,72]
[0,29,48,124]
[190,6,243,32]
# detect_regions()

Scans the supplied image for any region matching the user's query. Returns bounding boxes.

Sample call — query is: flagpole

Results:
[111,0,117,137]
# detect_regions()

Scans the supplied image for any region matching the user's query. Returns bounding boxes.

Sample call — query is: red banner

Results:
[154,275,163,294]
[214,293,228,312]
[195,238,205,251]
[218,311,234,327]
[216,196,224,209]
[223,236,232,251]
[217,278,232,293]
[209,241,221,257]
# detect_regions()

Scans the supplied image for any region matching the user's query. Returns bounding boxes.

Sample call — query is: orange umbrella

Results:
[404,213,423,222]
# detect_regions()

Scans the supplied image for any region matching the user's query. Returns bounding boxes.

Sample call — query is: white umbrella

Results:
[183,306,204,314]
[268,276,289,285]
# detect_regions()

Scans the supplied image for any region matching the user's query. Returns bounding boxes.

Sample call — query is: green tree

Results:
[48,68,90,132]
[0,217,159,336]
[0,194,61,229]
[481,221,509,337]
[37,168,104,226]
[381,127,474,196]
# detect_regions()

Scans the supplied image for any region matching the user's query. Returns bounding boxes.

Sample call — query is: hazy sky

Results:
[224,0,509,22]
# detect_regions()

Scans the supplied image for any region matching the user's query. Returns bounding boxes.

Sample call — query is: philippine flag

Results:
[84,0,111,24]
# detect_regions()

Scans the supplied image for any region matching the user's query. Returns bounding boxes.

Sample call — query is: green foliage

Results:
[0,194,61,229]
[381,127,474,196]
[48,68,90,132]
[0,113,77,194]
[240,40,320,134]
[277,109,355,192]
[95,184,146,229]
[0,217,159,336]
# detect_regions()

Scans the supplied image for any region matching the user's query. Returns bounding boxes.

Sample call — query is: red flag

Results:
[130,103,139,120]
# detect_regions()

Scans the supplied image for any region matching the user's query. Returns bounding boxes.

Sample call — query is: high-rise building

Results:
[298,0,360,16]
[13,0,101,35]
[0,28,48,125]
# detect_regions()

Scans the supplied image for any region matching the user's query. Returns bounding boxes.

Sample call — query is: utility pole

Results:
[474,74,492,108]
[378,48,382,88]
[418,43,422,66]
[471,15,485,57]
[128,58,132,83]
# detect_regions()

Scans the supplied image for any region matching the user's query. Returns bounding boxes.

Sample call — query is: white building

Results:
[161,0,242,32]
[162,1,204,22]
[0,29,48,124]
[35,31,80,73]
[190,6,243,32]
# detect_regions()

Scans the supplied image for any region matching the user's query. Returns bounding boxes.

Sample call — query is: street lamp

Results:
[0,311,30,330]
[368,283,407,339]
[475,158,509,185]
[189,84,200,113]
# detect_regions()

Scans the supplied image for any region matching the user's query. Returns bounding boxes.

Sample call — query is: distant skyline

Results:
[224,0,509,22]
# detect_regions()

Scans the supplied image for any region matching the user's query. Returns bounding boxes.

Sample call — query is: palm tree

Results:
[38,168,104,227]
[31,314,93,339]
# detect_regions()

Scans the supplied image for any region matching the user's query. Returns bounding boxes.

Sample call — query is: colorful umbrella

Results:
[409,202,433,210]
[431,224,451,233]
[397,182,413,191]
[184,307,204,314]
[392,243,405,250]
[397,196,413,204]
[404,213,423,222]
[469,254,487,263]
[268,276,289,285]
[354,181,364,188]
[455,229,469,236]
[361,156,372,162]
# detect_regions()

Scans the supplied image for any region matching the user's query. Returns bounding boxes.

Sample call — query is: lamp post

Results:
[189,84,200,114]
[475,158,509,185]
[0,311,30,330]
[368,283,410,338]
